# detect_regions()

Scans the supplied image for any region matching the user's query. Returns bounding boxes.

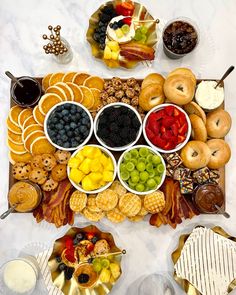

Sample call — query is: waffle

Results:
[128,215,144,222]
[82,207,105,222]
[69,191,87,212]
[96,189,118,211]
[144,191,165,214]
[138,201,148,216]
[87,195,102,213]
[106,208,126,223]
[119,193,141,217]
[110,180,127,197]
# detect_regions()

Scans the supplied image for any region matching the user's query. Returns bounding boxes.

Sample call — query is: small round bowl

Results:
[44,101,93,151]
[94,102,142,152]
[117,145,166,196]
[143,103,191,154]
[67,144,117,194]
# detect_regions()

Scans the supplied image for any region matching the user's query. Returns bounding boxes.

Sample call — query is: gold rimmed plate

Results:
[86,1,158,69]
[48,225,124,295]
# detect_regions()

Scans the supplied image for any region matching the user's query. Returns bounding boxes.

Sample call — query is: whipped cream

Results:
[107,16,135,44]
[3,259,37,293]
[195,80,224,110]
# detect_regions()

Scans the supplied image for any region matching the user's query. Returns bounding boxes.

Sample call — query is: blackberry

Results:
[78,273,89,284]
[120,128,129,139]
[58,263,66,271]
[65,267,75,280]
[110,122,119,133]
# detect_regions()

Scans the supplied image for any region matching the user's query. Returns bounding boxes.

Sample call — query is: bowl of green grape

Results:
[117,145,166,195]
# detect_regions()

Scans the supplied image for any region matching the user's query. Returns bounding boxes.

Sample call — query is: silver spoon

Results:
[215,204,230,218]
[215,65,234,88]
[5,71,24,88]
[0,203,18,220]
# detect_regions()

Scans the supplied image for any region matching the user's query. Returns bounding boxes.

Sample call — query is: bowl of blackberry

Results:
[94,102,142,151]
[44,102,93,151]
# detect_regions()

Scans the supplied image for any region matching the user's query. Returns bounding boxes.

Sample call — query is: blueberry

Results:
[58,263,66,271]
[73,238,79,246]
[65,267,74,280]
[63,116,70,123]
[70,122,77,129]
[71,115,77,122]
[56,123,63,130]
[98,20,105,27]
[113,22,119,30]
[109,23,114,28]
[57,113,63,119]
[56,106,64,112]
[56,134,61,139]
[63,142,70,148]
[79,125,87,134]
[51,117,57,124]
[91,236,99,244]
[61,109,69,116]
[70,108,76,115]
[57,139,63,146]
[78,273,90,284]
[51,137,57,143]
[82,117,89,125]
[75,136,81,142]
[76,233,84,241]
[99,43,106,50]
[65,125,70,131]
[88,258,93,264]
[74,129,80,136]
[118,20,124,28]
[59,129,66,135]
[67,131,73,137]
[83,129,89,138]
[64,104,71,110]
[48,129,56,137]
[61,135,68,142]
[71,141,79,147]
[75,113,81,120]
[49,123,55,129]
[56,256,62,263]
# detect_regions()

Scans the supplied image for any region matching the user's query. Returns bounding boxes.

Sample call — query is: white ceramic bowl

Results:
[143,103,191,154]
[94,102,142,152]
[67,144,117,194]
[117,145,166,196]
[44,101,93,151]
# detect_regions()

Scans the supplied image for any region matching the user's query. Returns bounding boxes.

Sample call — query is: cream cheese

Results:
[107,16,135,44]
[195,80,224,110]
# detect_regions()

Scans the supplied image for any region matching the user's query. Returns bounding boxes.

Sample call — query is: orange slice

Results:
[62,72,77,83]
[90,88,101,111]
[42,73,53,91]
[8,130,23,143]
[49,72,65,86]
[45,85,67,101]
[33,105,45,126]
[8,135,23,145]
[23,115,37,130]
[24,130,45,152]
[7,140,27,154]
[7,117,22,134]
[55,82,74,101]
[38,93,62,115]
[66,82,83,103]
[72,73,90,85]
[30,136,56,155]
[22,124,44,141]
[18,108,33,129]
[9,151,32,165]
[9,105,24,126]
[78,86,94,109]
[83,76,104,91]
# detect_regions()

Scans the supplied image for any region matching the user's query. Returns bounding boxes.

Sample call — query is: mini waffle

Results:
[69,191,87,212]
[82,207,104,222]
[106,208,126,223]
[96,189,118,211]
[144,191,165,214]
[110,180,127,197]
[119,193,141,217]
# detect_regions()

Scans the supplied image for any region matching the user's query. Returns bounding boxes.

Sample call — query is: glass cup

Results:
[162,17,200,59]
[52,37,73,64]
[11,76,42,107]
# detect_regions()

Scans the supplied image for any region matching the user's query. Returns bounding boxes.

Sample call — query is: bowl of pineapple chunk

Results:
[67,145,116,193]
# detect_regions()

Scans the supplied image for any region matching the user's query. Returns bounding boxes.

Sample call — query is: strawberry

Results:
[163,142,174,150]
[152,136,166,149]
[123,17,132,26]
[178,123,188,135]
[162,116,175,128]
[65,248,76,263]
[173,108,181,117]
[86,243,94,253]
[151,110,166,121]
[171,123,178,136]
[65,236,73,249]
[164,105,175,116]
[177,135,186,144]
[178,113,187,125]
[160,126,166,134]
[145,127,155,139]
[151,120,161,134]
[86,233,95,240]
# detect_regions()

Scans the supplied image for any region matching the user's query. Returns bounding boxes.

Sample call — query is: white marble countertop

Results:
[0,0,236,294]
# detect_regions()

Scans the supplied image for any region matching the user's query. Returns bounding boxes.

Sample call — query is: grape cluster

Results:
[93,5,117,50]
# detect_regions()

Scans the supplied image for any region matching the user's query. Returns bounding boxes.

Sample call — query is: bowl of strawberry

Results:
[143,104,191,153]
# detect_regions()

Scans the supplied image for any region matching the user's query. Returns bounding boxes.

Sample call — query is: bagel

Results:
[168,67,196,85]
[206,109,232,138]
[141,73,165,89]
[138,84,165,111]
[180,140,211,170]
[189,114,207,142]
[183,101,206,124]
[163,74,196,105]
[207,139,231,169]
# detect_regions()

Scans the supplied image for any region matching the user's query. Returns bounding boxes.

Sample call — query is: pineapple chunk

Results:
[110,275,116,284]
[107,41,120,52]
[89,172,103,182]
[104,158,114,171]
[110,263,121,279]
[79,158,92,174]
[90,158,102,172]
[103,171,114,182]
[100,153,108,167]
[82,175,96,191]
[69,168,84,184]
[104,46,112,59]
[68,157,80,168]
[75,152,84,163]
[100,268,111,283]
[82,146,97,158]
[111,51,119,60]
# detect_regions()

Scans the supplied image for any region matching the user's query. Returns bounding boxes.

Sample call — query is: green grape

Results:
[140,171,149,181]
[120,163,127,172]
[92,258,101,264]
[157,163,165,174]
[140,179,147,184]
[136,183,145,192]
[138,157,146,163]
[147,178,157,188]
[131,175,139,183]
[139,147,149,157]
[154,175,161,184]
[146,163,153,172]
[101,259,110,269]
[146,154,153,163]
[136,162,146,172]
[130,149,139,158]
[152,155,161,165]
[134,29,142,41]
[126,162,135,172]
[140,26,148,34]
[120,171,130,181]
[128,179,136,189]
[124,152,132,161]
[148,171,155,178]
[92,259,102,272]
[139,35,147,44]
[130,158,138,166]
[130,170,139,177]
[121,24,130,34]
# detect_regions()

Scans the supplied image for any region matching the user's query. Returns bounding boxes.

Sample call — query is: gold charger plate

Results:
[48,225,123,295]
[86,0,158,69]
[171,226,236,294]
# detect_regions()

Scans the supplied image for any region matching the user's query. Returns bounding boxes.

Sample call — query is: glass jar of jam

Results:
[193,184,224,214]
[162,17,199,59]
[11,76,42,107]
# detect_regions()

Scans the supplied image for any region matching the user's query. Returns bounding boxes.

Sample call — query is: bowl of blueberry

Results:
[94,102,142,151]
[44,102,93,151]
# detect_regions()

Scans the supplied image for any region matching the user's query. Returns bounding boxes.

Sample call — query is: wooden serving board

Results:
[8,78,225,212]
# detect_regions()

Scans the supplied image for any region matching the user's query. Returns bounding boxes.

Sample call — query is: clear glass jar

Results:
[53,37,73,64]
